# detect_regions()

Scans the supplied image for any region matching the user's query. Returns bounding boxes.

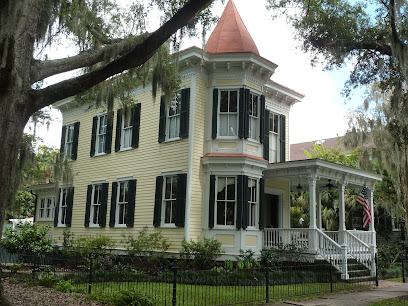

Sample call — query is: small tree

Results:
[2,223,52,256]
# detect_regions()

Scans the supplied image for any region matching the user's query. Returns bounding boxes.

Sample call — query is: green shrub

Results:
[108,289,156,306]
[37,273,58,287]
[8,277,18,284]
[260,244,306,267]
[9,263,24,274]
[122,226,170,258]
[236,249,260,269]
[377,243,402,269]
[54,279,75,293]
[179,238,223,269]
[2,223,52,256]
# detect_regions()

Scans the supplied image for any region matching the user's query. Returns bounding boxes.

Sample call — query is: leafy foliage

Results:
[122,226,170,258]
[179,238,223,269]
[107,289,157,306]
[2,223,52,256]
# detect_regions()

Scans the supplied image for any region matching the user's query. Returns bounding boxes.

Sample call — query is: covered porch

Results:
[262,159,382,279]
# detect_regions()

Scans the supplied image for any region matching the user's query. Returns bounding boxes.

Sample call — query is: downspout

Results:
[184,73,196,241]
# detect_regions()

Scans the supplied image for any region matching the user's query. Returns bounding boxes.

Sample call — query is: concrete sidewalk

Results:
[273,281,408,306]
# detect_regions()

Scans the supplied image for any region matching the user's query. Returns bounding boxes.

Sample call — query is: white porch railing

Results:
[263,228,310,250]
[316,228,344,274]
[345,231,373,271]
[348,230,373,245]
[324,231,339,244]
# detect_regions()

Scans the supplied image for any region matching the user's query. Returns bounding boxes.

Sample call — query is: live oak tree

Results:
[0,1,216,302]
[266,0,408,224]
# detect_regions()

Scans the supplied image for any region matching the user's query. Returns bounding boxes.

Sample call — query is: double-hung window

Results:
[163,176,177,225]
[219,90,238,137]
[121,113,132,149]
[116,181,129,226]
[65,125,75,158]
[54,187,74,227]
[38,197,54,221]
[248,178,258,227]
[58,189,68,226]
[269,112,280,163]
[153,174,187,228]
[249,93,259,140]
[216,176,236,226]
[90,184,103,226]
[168,94,181,140]
[96,115,107,155]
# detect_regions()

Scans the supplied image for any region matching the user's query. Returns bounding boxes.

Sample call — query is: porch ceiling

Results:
[263,158,382,191]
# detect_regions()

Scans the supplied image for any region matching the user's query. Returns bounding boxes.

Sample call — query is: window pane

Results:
[124,182,129,202]
[226,202,235,225]
[92,206,99,224]
[118,203,125,224]
[165,177,171,199]
[227,177,235,200]
[219,114,228,136]
[61,207,66,224]
[217,202,225,225]
[169,117,176,139]
[274,114,279,133]
[171,200,176,224]
[165,202,172,223]
[229,114,237,136]
[220,91,229,112]
[217,177,226,200]
[229,91,237,112]
[171,176,177,199]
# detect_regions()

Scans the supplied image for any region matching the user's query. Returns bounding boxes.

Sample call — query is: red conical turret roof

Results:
[206,0,259,55]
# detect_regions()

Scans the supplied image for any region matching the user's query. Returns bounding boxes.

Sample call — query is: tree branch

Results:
[31,0,214,112]
[31,36,142,82]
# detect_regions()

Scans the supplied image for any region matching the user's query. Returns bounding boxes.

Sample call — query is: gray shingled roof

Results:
[290,137,345,161]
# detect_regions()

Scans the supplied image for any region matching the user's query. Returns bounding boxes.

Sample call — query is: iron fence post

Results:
[172,259,178,306]
[88,254,94,294]
[330,257,333,293]
[402,253,406,283]
[265,262,270,303]
[33,255,37,279]
[375,253,379,287]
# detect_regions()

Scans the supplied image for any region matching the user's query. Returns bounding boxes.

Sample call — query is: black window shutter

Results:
[131,103,141,148]
[90,116,97,157]
[209,175,216,229]
[54,190,61,227]
[238,88,245,139]
[242,175,249,230]
[66,187,74,227]
[115,109,123,152]
[259,179,265,230]
[263,109,270,161]
[158,96,166,143]
[71,122,80,160]
[244,89,250,139]
[105,112,113,154]
[259,95,266,144]
[236,175,243,229]
[126,179,137,227]
[175,173,187,227]
[153,176,163,227]
[211,89,218,139]
[99,183,109,227]
[33,196,38,223]
[85,184,92,227]
[179,88,190,139]
[280,114,286,162]
[60,126,66,154]
[109,182,118,227]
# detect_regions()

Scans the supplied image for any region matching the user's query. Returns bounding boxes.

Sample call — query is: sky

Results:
[31,0,365,149]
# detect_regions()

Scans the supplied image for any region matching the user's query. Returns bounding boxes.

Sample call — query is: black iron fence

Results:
[0,249,377,306]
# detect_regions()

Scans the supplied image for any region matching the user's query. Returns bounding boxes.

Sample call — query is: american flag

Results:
[356,185,372,228]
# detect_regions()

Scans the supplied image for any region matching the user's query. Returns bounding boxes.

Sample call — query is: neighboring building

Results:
[290,137,345,161]
[33,0,382,279]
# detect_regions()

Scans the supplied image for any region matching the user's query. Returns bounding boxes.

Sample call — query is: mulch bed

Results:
[2,278,106,306]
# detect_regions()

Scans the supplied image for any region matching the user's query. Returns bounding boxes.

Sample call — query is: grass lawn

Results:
[369,299,408,305]
[78,281,371,306]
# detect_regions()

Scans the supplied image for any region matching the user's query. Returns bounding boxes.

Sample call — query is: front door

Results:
[265,194,279,228]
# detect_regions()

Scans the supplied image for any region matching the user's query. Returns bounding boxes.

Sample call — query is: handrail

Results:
[345,231,372,270]
[347,230,372,245]
[316,228,343,273]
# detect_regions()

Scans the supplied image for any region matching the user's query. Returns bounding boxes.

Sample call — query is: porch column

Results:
[317,189,322,230]
[338,182,346,245]
[308,174,317,253]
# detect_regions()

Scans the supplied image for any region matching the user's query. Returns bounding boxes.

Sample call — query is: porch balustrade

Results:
[263,228,310,250]
[347,230,373,245]
[344,231,373,271]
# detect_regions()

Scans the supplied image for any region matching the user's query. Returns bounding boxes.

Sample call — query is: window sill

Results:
[213,225,236,230]
[37,219,53,222]
[88,224,100,228]
[57,224,67,228]
[217,136,239,140]
[119,147,133,152]
[160,224,177,228]
[164,137,182,143]
[94,152,106,157]
[114,224,127,228]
